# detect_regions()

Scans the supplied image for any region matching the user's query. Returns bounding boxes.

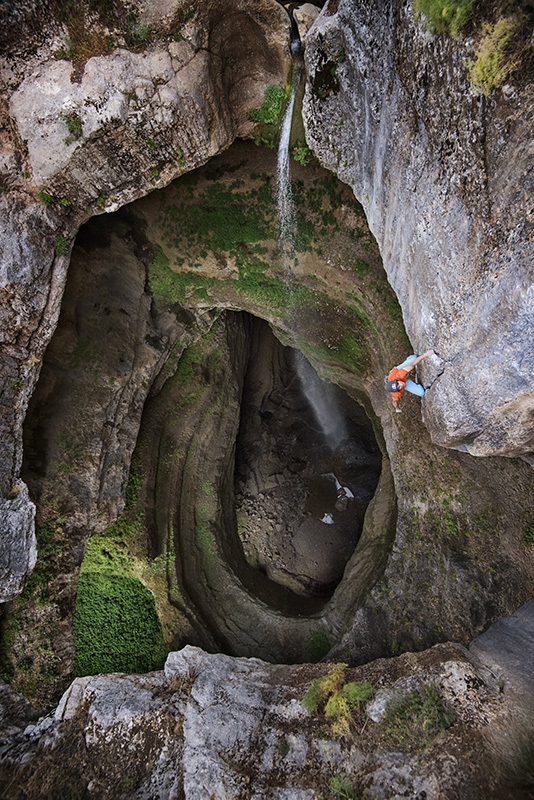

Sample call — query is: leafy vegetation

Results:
[414,0,531,92]
[384,684,456,746]
[333,333,367,372]
[248,84,292,148]
[468,17,519,93]
[61,111,83,144]
[72,455,175,678]
[302,663,375,738]
[293,144,312,166]
[38,190,55,206]
[73,572,167,675]
[247,84,288,125]
[413,0,475,36]
[161,178,276,255]
[54,235,69,256]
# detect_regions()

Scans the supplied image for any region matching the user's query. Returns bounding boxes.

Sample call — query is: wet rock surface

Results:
[234,319,381,596]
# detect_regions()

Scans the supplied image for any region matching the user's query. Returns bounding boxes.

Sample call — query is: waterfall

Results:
[276,70,300,259]
[276,71,349,452]
[293,351,349,451]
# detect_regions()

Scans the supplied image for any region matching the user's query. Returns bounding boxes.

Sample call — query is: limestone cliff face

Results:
[0,0,290,600]
[303,0,534,459]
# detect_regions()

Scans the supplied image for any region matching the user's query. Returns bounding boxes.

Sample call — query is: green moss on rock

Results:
[73,572,167,676]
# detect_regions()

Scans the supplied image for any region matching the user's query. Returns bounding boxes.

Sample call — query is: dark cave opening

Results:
[233,316,382,599]
[18,139,396,670]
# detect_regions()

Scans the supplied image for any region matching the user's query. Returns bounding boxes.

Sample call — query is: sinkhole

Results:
[22,140,400,670]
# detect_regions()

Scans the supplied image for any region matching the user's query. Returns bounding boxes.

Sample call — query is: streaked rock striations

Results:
[303,0,534,458]
[0,0,290,601]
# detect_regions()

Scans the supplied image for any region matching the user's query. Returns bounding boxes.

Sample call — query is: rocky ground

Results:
[1,611,534,799]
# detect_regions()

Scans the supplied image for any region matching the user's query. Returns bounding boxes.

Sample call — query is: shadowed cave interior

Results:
[234,317,381,598]
[20,141,392,667]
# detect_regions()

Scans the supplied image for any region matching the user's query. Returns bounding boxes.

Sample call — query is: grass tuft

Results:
[302,664,375,739]
[384,684,456,745]
[414,0,475,36]
[468,17,519,94]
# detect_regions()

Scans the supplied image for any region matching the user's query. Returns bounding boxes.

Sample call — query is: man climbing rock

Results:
[385,350,434,412]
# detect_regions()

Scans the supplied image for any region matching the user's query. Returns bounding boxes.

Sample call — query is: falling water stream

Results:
[276,70,300,257]
[276,65,348,452]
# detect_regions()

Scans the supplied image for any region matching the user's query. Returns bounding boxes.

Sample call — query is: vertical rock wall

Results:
[303,0,534,458]
[0,0,290,601]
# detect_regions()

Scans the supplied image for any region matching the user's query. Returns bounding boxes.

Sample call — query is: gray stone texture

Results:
[0,482,36,602]
[1,639,531,798]
[302,0,534,458]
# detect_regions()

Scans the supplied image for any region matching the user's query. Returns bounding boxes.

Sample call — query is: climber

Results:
[385,350,434,413]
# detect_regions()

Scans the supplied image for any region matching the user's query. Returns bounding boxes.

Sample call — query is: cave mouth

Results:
[19,137,400,671]
[233,317,381,599]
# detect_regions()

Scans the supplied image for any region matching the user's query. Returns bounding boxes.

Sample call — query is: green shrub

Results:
[247,84,288,125]
[38,190,55,206]
[325,691,351,719]
[469,17,518,94]
[73,572,167,676]
[302,665,375,738]
[54,235,69,256]
[385,684,456,745]
[293,144,312,166]
[341,681,375,712]
[302,680,322,713]
[414,0,475,36]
